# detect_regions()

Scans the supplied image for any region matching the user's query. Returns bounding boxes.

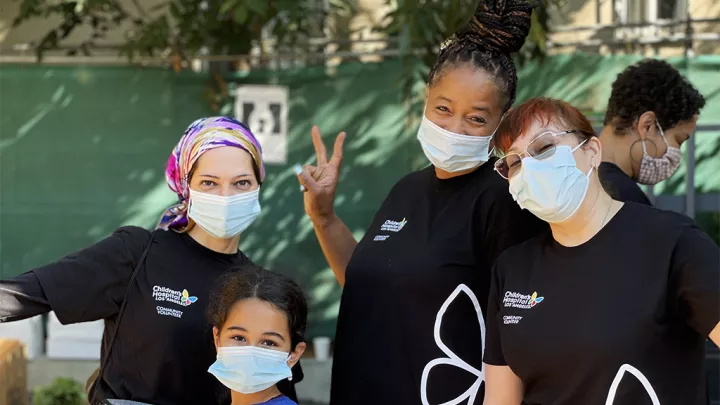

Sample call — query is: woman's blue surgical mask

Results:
[208,346,292,394]
[188,188,261,238]
[417,114,503,173]
[508,143,592,223]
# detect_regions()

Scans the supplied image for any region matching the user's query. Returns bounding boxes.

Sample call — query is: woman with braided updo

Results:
[295,1,547,403]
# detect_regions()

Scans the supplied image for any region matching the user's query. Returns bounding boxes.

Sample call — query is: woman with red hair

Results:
[483,97,719,405]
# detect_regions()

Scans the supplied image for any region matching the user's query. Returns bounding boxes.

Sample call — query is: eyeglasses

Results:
[493,129,594,179]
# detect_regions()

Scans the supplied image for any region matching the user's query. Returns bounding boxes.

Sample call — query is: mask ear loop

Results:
[571,138,595,178]
[655,119,670,147]
[640,120,667,159]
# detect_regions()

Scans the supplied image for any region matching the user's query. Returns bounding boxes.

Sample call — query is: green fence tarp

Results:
[1,54,718,337]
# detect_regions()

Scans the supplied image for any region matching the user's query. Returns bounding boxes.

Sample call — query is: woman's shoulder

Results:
[620,202,696,231]
[113,225,152,239]
[108,226,156,256]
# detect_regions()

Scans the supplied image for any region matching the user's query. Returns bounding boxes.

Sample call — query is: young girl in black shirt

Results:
[485,97,719,405]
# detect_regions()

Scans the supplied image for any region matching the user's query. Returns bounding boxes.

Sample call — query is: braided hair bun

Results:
[457,0,533,54]
[427,0,534,110]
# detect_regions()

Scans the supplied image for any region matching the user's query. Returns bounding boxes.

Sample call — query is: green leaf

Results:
[219,0,238,15]
[246,0,268,16]
[233,6,249,24]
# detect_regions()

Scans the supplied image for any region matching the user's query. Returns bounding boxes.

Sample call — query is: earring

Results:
[288,376,293,381]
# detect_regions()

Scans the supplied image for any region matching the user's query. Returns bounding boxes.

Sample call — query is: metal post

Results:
[685,130,696,219]
[646,185,656,205]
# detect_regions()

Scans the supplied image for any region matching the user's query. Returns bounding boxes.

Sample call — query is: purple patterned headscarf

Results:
[157,117,264,231]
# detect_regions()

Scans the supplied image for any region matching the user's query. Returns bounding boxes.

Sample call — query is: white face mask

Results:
[417,114,499,173]
[208,346,292,394]
[188,188,261,239]
[509,144,592,223]
[636,120,682,185]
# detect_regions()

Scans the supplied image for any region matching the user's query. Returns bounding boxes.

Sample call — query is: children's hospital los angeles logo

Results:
[374,217,408,242]
[380,218,407,232]
[153,286,198,306]
[153,285,198,319]
[503,291,544,309]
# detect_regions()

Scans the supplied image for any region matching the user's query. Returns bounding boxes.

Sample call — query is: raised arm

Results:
[297,126,356,287]
[0,226,150,324]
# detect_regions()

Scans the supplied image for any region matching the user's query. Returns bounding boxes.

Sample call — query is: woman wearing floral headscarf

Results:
[0,117,301,405]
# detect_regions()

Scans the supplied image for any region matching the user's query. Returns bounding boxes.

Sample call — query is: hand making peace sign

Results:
[296,125,346,221]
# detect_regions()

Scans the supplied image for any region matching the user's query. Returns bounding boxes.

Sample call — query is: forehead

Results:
[193,146,254,175]
[429,66,502,108]
[224,298,289,334]
[508,118,565,152]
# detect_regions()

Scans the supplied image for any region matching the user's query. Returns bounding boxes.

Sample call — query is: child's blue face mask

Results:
[208,346,292,394]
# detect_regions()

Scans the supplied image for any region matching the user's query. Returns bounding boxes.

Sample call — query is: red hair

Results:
[495,97,596,153]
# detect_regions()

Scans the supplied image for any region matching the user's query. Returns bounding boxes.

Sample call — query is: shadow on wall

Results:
[0,65,210,281]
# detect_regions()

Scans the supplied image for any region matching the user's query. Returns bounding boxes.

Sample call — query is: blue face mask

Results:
[508,144,592,223]
[208,346,292,394]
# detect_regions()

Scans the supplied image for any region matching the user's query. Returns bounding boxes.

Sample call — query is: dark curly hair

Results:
[428,0,534,111]
[207,264,308,350]
[603,59,706,133]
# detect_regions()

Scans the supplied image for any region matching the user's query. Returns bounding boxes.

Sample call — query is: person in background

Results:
[207,264,307,405]
[0,117,301,405]
[599,58,706,205]
[296,1,547,403]
[484,97,719,405]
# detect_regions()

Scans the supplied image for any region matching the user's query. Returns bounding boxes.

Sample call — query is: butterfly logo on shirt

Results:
[182,289,198,306]
[529,292,544,307]
[420,284,485,405]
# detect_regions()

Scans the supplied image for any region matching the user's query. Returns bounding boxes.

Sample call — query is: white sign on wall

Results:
[234,85,289,164]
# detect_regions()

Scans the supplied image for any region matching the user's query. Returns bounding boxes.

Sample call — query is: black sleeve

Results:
[484,264,507,366]
[0,272,51,322]
[31,226,152,325]
[670,224,720,336]
[477,180,549,270]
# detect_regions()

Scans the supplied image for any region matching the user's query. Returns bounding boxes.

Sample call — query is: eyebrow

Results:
[507,131,547,154]
[435,96,489,112]
[196,173,253,179]
[226,326,286,341]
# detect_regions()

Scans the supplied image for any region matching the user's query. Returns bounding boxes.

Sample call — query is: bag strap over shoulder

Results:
[89,231,155,405]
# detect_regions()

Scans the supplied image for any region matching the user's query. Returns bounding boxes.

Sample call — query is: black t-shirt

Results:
[599,162,652,205]
[32,227,248,405]
[330,161,548,405]
[485,203,720,405]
